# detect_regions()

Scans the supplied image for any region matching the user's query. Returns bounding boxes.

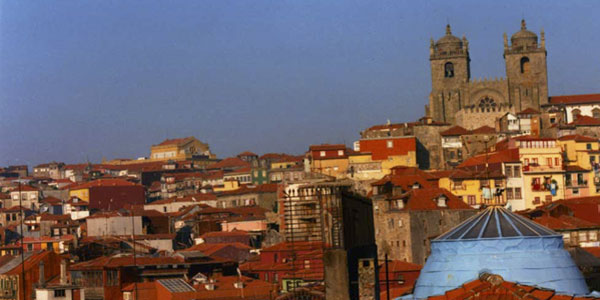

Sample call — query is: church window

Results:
[520,57,530,73]
[444,62,454,78]
[593,108,600,119]
[478,97,496,112]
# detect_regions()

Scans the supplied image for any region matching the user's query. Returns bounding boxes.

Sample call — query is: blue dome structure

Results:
[412,206,589,299]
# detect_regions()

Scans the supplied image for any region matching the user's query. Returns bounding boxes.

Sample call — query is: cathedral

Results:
[426,20,549,128]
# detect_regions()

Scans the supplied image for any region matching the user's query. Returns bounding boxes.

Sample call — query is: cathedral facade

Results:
[426,20,549,128]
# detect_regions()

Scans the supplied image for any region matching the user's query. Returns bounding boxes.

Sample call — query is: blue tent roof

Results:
[411,206,589,299]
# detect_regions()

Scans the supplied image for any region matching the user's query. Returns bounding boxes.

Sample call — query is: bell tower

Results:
[504,20,548,112]
[429,24,470,123]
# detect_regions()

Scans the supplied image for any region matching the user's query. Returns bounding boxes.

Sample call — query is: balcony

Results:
[523,164,562,173]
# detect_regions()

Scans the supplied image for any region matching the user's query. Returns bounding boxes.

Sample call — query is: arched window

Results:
[593,108,600,119]
[520,57,530,74]
[478,97,496,112]
[572,109,581,120]
[444,62,454,78]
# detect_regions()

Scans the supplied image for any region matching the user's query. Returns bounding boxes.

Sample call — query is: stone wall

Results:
[455,105,513,129]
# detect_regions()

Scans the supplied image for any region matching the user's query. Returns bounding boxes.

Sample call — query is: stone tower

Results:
[504,19,548,112]
[428,24,470,123]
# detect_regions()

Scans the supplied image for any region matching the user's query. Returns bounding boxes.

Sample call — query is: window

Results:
[444,62,454,78]
[520,57,530,73]
[593,108,600,119]
[524,158,529,166]
[387,140,393,148]
[532,158,538,165]
[46,242,53,250]
[54,290,66,298]
[587,143,592,150]
[547,158,552,166]
[467,195,476,206]
[505,165,512,177]
[555,158,560,166]
[577,173,584,185]
[479,97,496,112]
[573,188,579,195]
[319,151,325,157]
[572,109,581,120]
[388,218,394,229]
[337,150,344,156]
[506,188,513,200]
[513,166,521,177]
[545,195,553,202]
[533,197,541,205]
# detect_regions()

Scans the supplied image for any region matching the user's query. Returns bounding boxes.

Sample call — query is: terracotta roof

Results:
[549,93,600,105]
[206,157,251,170]
[41,196,63,205]
[531,215,599,230]
[237,151,257,157]
[155,137,194,146]
[216,183,278,196]
[394,188,473,211]
[181,242,251,255]
[470,126,496,135]
[564,165,590,172]
[440,126,470,136]
[425,272,598,299]
[583,247,600,259]
[68,178,138,190]
[558,135,598,142]
[309,144,347,151]
[517,107,541,115]
[568,115,600,126]
[371,174,433,190]
[149,193,217,205]
[200,230,250,239]
[458,149,520,168]
[10,185,38,192]
[532,197,600,225]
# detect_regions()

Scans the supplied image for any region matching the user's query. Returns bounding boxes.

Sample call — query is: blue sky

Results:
[1,1,599,166]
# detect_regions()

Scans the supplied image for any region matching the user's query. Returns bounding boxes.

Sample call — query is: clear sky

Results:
[1,1,599,167]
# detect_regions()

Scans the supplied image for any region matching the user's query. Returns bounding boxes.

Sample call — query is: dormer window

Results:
[437,195,447,207]
[412,183,421,189]
[320,151,326,157]
[337,150,344,156]
[444,62,454,78]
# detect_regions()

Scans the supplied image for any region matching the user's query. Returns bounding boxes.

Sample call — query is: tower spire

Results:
[446,24,452,35]
[521,19,526,30]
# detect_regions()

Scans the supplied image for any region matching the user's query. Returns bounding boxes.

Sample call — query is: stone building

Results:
[427,20,548,127]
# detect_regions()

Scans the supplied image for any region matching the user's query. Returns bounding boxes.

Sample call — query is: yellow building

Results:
[558,134,599,197]
[150,136,215,161]
[438,169,506,207]
[514,136,565,208]
[308,144,350,179]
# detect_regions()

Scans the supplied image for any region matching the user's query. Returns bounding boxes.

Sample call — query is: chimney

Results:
[39,261,45,287]
[60,259,67,284]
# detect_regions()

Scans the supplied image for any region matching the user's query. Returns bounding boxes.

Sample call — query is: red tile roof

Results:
[583,247,600,259]
[549,93,600,105]
[309,144,347,151]
[568,115,600,126]
[395,188,472,211]
[155,137,195,146]
[425,272,598,299]
[216,183,278,196]
[181,242,251,255]
[200,230,250,239]
[458,149,520,168]
[470,125,496,135]
[440,126,470,136]
[517,107,541,115]
[371,175,433,190]
[532,215,599,230]
[149,193,217,205]
[206,157,251,170]
[68,178,138,190]
[237,151,257,157]
[558,134,598,142]
[11,185,38,192]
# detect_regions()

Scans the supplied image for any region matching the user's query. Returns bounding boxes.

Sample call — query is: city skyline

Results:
[2,1,599,167]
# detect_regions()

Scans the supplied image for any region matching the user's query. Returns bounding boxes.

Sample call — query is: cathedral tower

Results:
[504,20,548,111]
[428,25,470,123]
